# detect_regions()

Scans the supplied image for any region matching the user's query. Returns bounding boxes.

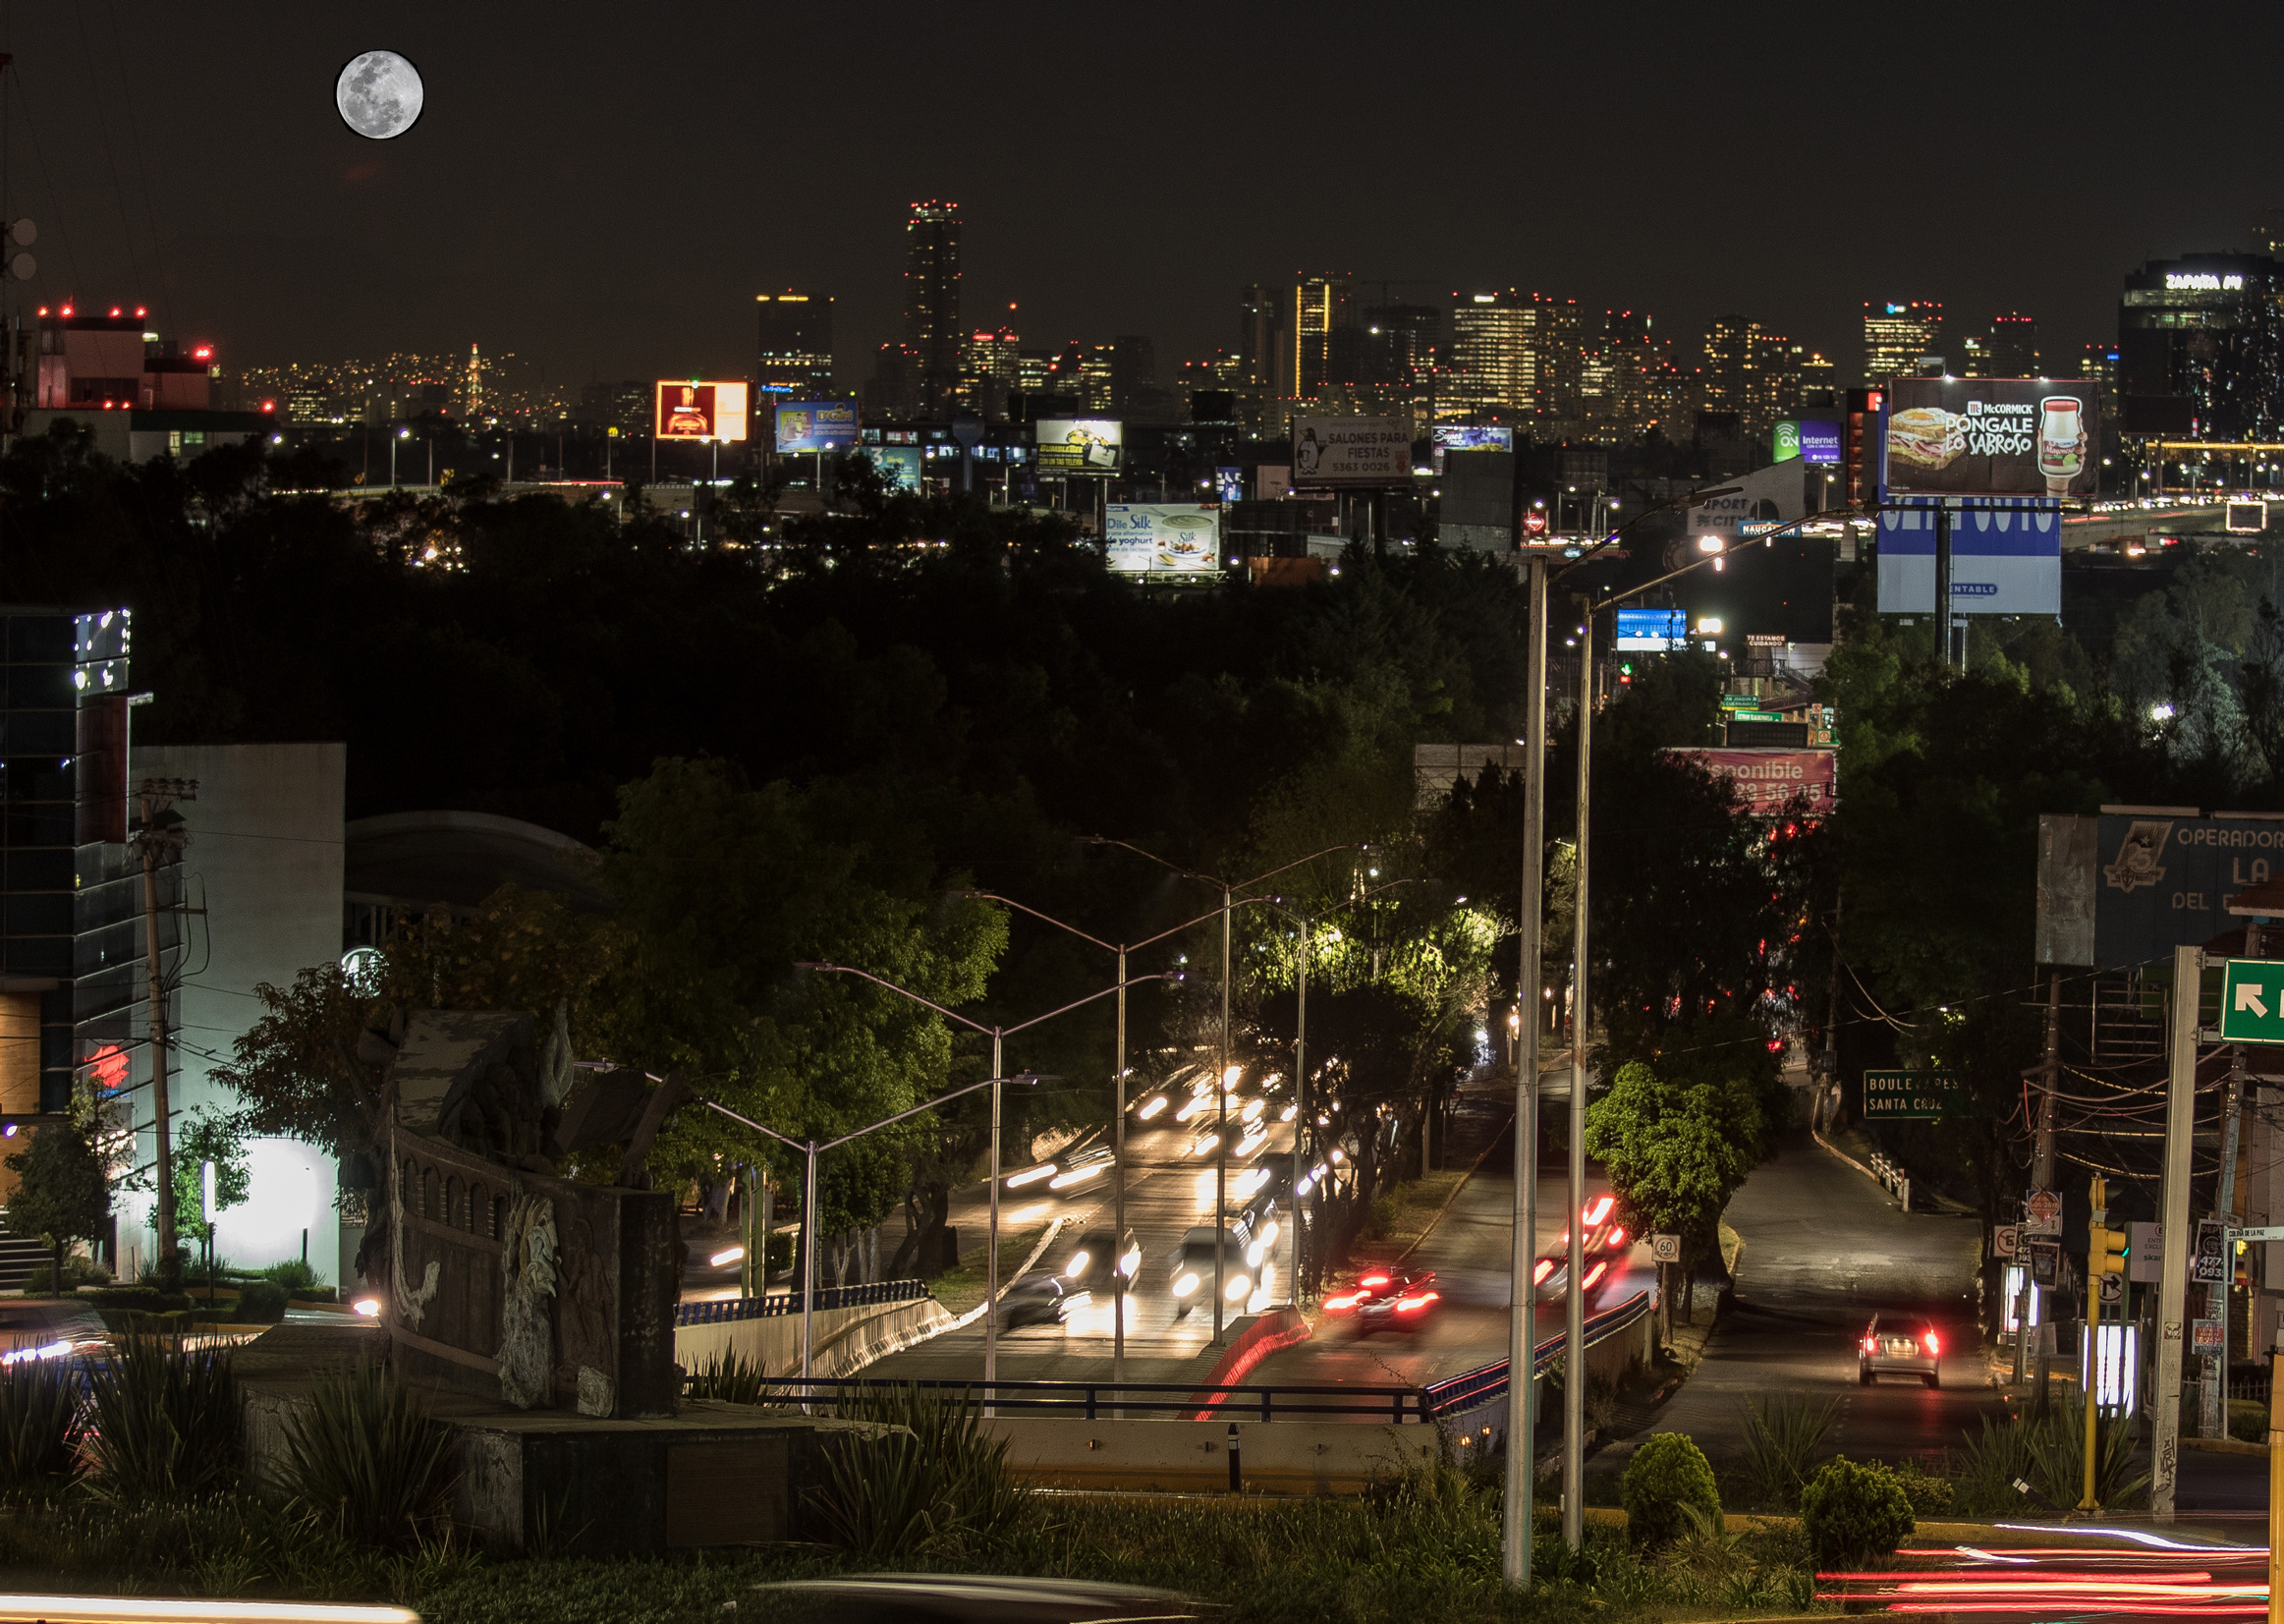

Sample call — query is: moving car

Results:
[1323,1265,1440,1333]
[1062,1225,1140,1286]
[1166,1225,1255,1316]
[1049,1144,1114,1191]
[996,1271,1088,1330]
[1532,1194,1630,1304]
[1860,1315,1940,1387]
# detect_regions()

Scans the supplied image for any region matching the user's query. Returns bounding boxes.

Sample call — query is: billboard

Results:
[871,444,922,491]
[1615,607,1689,650]
[1292,417,1411,486]
[774,398,858,453]
[1662,748,1837,816]
[1689,459,1809,537]
[1431,423,1514,472]
[1035,418,1124,474]
[1772,419,1841,466]
[1883,378,2099,498]
[2091,812,2284,970]
[1104,504,1222,575]
[2228,500,2269,534]
[654,380,751,442]
[1875,502,2061,617]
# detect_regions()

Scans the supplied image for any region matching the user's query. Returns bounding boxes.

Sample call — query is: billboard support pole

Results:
[2153,942,2201,1517]
[1563,592,1591,1553]
[1934,502,1952,670]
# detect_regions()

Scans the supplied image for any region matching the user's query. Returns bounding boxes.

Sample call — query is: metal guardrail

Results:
[674,1278,930,1326]
[1419,1289,1655,1418]
[1867,1151,1913,1210]
[753,1373,1432,1422]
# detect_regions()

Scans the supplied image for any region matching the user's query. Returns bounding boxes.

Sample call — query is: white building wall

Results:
[122,743,345,1283]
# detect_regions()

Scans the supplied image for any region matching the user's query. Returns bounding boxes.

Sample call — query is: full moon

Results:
[336,50,423,140]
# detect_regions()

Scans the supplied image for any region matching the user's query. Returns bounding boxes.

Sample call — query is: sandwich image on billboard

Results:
[1292,417,1412,486]
[1883,378,2097,498]
[775,398,859,453]
[1104,504,1221,575]
[654,380,751,442]
[1035,419,1124,474]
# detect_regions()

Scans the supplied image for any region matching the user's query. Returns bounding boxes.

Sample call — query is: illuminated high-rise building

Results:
[903,200,962,414]
[1863,301,1943,382]
[961,306,1022,420]
[756,290,834,399]
[1986,312,2038,377]
[1701,315,1761,421]
[1450,291,1536,414]
[2119,253,2284,439]
[1293,274,1355,395]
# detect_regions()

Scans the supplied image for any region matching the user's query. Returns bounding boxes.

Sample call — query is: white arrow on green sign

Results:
[2220,958,2284,1044]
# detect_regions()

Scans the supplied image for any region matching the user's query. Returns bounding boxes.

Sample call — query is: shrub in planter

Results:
[1800,1455,1915,1568]
[233,1280,289,1323]
[1621,1430,1720,1550]
[84,1334,240,1501]
[276,1360,456,1551]
[0,1353,83,1497]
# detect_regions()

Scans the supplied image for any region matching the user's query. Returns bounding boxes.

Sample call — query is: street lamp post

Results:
[1086,838,1366,1343]
[797,963,1174,1398]
[952,892,1238,1393]
[1503,550,1547,1589]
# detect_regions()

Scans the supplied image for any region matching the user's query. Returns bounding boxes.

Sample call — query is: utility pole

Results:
[2021,972,2060,1385]
[1502,552,1547,1590]
[1564,594,1592,1551]
[2207,1048,2245,1440]
[2152,942,2201,1516]
[131,777,195,1290]
[1215,883,1232,1343]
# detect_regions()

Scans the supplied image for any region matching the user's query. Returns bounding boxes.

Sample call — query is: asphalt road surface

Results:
[1590,1126,1995,1485]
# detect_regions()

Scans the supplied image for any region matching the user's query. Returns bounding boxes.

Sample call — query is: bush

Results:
[261,1259,321,1295]
[1800,1455,1915,1568]
[232,1280,289,1323]
[684,1348,779,1405]
[1622,1431,1720,1550]
[0,1355,82,1498]
[810,1385,1031,1559]
[83,1334,241,1501]
[274,1360,456,1551]
[1732,1391,1835,1509]
[2229,1399,2268,1445]
[22,1255,112,1293]
[1888,1458,1954,1517]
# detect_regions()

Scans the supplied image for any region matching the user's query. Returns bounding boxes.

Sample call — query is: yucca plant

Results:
[683,1348,780,1406]
[0,1353,84,1498]
[808,1384,1030,1558]
[83,1333,241,1501]
[274,1360,456,1552]
[1732,1391,1836,1509]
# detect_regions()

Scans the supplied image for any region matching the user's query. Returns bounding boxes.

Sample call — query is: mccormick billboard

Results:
[1662,748,1836,816]
[1883,378,2099,499]
[1034,419,1124,474]
[774,398,858,453]
[1292,417,1411,487]
[1104,504,1221,575]
[654,381,751,442]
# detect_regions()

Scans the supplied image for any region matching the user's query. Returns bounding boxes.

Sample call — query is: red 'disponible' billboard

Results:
[1663,748,1835,816]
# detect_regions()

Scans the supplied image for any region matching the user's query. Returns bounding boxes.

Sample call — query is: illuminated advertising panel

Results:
[1034,418,1124,474]
[1875,503,2061,616]
[871,444,922,490]
[775,398,859,453]
[653,380,751,442]
[1882,378,2098,498]
[1663,748,1837,816]
[1431,423,1513,471]
[1104,504,1221,575]
[1772,419,1842,465]
[1291,416,1411,486]
[1615,607,1688,650]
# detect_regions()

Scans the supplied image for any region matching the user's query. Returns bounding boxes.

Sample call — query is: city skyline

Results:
[0,7,2273,394]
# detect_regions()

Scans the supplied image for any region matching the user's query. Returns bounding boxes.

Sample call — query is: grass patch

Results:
[1361,1171,1469,1250]
[929,1220,1057,1318]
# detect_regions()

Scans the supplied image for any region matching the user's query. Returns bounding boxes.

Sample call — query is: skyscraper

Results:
[1293,275,1355,395]
[1862,301,1943,382]
[1986,312,2038,377]
[2119,253,2284,439]
[1450,292,1536,415]
[1701,315,1761,422]
[903,200,962,414]
[756,290,834,399]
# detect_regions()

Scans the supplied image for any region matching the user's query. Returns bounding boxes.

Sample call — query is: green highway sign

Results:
[1863,1069,1963,1120]
[1728,709,1784,723]
[2220,958,2284,1043]
[1720,694,1763,710]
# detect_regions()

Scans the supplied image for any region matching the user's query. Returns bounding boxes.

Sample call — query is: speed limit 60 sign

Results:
[1651,1234,1681,1263]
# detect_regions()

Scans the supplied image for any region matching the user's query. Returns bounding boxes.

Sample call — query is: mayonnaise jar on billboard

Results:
[1105,504,1220,575]
[654,381,751,442]
[1882,378,2098,499]
[1035,419,1124,474]
[1290,417,1411,487]
[775,398,858,453]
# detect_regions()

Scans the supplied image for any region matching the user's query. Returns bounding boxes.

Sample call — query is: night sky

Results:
[6,4,2281,389]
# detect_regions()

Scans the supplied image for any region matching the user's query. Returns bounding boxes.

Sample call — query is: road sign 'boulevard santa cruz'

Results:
[2220,958,2284,1043]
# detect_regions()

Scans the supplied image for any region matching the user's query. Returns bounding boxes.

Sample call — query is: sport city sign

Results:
[2220,959,2284,1044]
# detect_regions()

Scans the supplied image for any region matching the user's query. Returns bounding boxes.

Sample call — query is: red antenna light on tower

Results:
[134,306,145,318]
[108,307,121,318]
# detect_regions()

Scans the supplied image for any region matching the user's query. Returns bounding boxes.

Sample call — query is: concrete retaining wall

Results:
[673,1298,952,1382]
[984,1414,1444,1495]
